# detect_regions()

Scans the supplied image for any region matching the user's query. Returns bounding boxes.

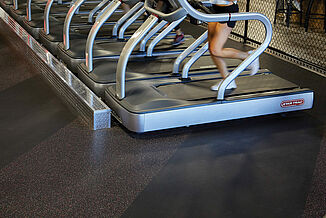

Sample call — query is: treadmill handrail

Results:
[63,0,87,50]
[182,42,208,78]
[116,0,272,100]
[113,2,144,37]
[116,15,159,99]
[144,0,187,22]
[146,16,185,57]
[26,0,32,21]
[116,1,193,99]
[44,0,55,34]
[177,0,272,100]
[95,0,115,21]
[85,0,121,72]
[118,5,146,39]
[13,0,18,10]
[27,0,51,20]
[139,20,167,52]
[172,30,207,74]
[88,0,110,23]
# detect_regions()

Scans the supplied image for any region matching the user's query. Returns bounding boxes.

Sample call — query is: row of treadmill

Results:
[0,0,314,132]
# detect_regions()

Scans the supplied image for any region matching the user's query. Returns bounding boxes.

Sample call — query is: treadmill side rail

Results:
[118,6,146,39]
[173,30,207,74]
[182,42,209,78]
[107,91,313,133]
[88,0,110,23]
[139,20,167,51]
[44,0,55,34]
[85,0,121,72]
[116,15,159,99]
[146,16,186,57]
[63,0,87,50]
[26,0,32,21]
[113,1,144,37]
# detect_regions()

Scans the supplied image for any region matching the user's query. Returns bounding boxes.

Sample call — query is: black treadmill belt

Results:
[95,36,195,57]
[94,35,195,55]
[85,58,183,83]
[63,34,194,59]
[9,6,44,16]
[45,21,125,43]
[74,22,143,36]
[23,7,120,29]
[84,56,241,83]
[136,36,195,51]
[156,73,299,101]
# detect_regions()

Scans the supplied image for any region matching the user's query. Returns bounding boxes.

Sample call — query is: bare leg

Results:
[208,22,228,78]
[208,22,248,79]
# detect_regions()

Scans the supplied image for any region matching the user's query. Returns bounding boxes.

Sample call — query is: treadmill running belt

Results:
[60,35,195,59]
[83,57,241,83]
[156,73,299,101]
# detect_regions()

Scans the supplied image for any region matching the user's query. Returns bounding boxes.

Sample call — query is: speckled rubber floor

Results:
[0,17,325,218]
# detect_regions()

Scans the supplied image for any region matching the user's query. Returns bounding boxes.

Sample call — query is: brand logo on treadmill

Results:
[280,99,305,108]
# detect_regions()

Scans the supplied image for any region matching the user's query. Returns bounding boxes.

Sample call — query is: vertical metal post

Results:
[243,0,250,43]
[44,0,54,34]
[116,16,158,99]
[63,0,86,50]
[26,0,32,21]
[85,0,121,72]
[88,0,110,23]
[13,0,18,10]
[172,31,207,74]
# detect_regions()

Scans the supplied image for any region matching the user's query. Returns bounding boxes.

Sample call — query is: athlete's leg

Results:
[208,22,229,79]
[208,22,248,78]
[209,22,249,90]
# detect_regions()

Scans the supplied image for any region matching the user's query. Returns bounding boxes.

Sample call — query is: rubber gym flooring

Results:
[0,20,325,217]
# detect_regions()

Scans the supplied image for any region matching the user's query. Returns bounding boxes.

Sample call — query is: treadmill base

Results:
[39,30,61,55]
[105,90,313,133]
[22,19,41,39]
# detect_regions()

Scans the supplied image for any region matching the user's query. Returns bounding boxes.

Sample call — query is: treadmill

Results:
[75,0,243,97]
[102,0,314,133]
[0,0,15,12]
[40,0,144,55]
[20,0,109,39]
[8,0,47,22]
[56,0,196,72]
[8,0,82,23]
[56,0,148,70]
[1,0,66,13]
[76,29,243,96]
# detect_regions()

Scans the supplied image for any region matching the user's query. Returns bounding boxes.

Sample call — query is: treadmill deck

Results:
[76,56,242,96]
[104,72,314,132]
[58,34,196,60]
[105,72,303,113]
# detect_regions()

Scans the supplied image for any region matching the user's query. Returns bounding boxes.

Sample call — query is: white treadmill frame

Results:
[106,90,313,132]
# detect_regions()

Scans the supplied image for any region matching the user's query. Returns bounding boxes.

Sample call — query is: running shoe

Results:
[247,50,260,76]
[172,33,185,45]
